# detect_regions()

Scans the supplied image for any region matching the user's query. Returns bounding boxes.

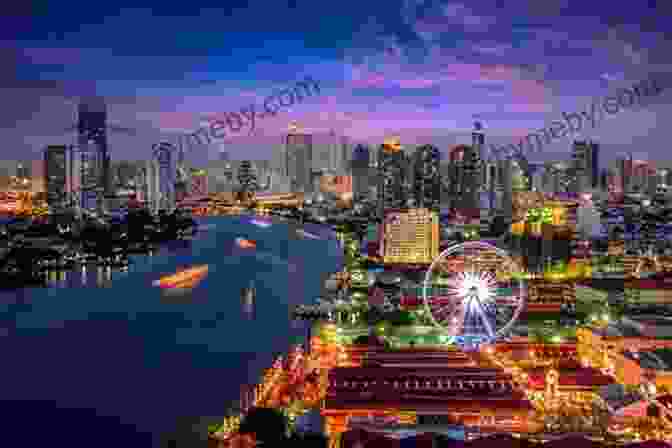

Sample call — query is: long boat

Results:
[153,265,209,289]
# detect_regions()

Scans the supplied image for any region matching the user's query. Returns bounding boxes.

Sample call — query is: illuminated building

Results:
[527,279,575,309]
[377,137,407,217]
[577,327,672,388]
[188,168,208,198]
[285,125,313,194]
[411,144,441,211]
[571,140,599,191]
[43,145,69,209]
[526,362,614,405]
[321,346,535,444]
[320,174,352,196]
[379,208,439,264]
[351,144,370,203]
[77,97,110,196]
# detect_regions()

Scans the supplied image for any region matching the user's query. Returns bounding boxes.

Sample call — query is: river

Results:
[0,215,342,447]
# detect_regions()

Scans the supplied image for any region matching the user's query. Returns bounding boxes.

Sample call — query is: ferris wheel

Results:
[422,240,527,350]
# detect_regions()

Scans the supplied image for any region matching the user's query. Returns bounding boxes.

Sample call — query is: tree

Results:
[238,407,287,445]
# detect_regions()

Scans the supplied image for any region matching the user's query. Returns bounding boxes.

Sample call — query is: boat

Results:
[241,280,256,306]
[152,265,209,289]
[241,280,256,317]
[250,218,271,228]
[235,237,257,249]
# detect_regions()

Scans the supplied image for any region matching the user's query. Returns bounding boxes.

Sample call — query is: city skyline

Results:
[2,1,671,165]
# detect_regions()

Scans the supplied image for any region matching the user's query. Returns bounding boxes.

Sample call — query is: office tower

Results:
[322,129,346,174]
[351,144,370,203]
[188,168,208,197]
[44,145,72,209]
[77,97,110,196]
[616,156,630,193]
[530,165,544,192]
[341,136,351,174]
[498,158,513,223]
[461,147,481,217]
[445,146,465,208]
[599,168,609,191]
[285,131,313,194]
[571,140,598,193]
[379,208,439,264]
[472,121,485,166]
[482,158,499,210]
[16,162,29,179]
[152,142,176,210]
[44,146,67,208]
[647,170,658,197]
[411,144,441,211]
[377,138,407,218]
[145,159,161,213]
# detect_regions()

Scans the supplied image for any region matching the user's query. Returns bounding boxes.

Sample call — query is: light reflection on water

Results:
[0,216,342,445]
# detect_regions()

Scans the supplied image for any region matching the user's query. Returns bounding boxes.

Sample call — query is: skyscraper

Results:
[188,168,208,197]
[411,144,441,211]
[77,97,110,196]
[44,145,69,209]
[571,140,599,191]
[377,137,407,218]
[460,144,481,218]
[351,144,370,203]
[285,131,313,194]
[341,136,351,174]
[498,158,513,223]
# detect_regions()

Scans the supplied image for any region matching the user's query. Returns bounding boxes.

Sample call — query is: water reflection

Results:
[241,281,256,320]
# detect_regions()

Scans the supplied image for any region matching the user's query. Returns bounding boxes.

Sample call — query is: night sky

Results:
[3,0,671,165]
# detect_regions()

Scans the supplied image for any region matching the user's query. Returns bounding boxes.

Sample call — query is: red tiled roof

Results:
[527,367,614,389]
[325,398,534,412]
[328,366,509,379]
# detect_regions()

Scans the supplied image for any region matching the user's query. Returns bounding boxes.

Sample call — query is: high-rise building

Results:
[411,144,441,211]
[44,145,69,208]
[285,131,313,194]
[498,158,513,223]
[461,146,481,217]
[188,168,208,197]
[145,159,161,213]
[77,97,110,195]
[379,208,439,264]
[571,140,599,191]
[351,144,370,203]
[341,136,352,174]
[16,162,29,179]
[616,157,629,193]
[152,142,176,210]
[377,138,407,218]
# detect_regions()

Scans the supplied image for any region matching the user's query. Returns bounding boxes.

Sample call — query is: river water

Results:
[0,215,342,447]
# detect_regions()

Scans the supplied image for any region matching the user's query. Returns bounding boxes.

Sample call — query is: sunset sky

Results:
[3,0,671,166]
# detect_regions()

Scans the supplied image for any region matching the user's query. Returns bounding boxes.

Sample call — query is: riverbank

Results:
[0,216,342,447]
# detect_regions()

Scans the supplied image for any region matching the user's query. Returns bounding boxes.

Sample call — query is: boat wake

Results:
[296,229,321,240]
